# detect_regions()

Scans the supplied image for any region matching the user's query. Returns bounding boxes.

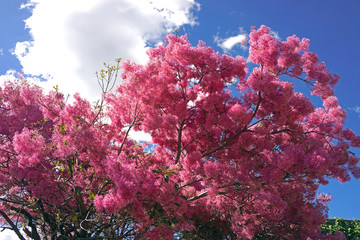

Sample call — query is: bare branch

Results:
[174,121,185,164]
[202,91,262,158]
[0,210,26,240]
[178,178,203,190]
[0,148,16,156]
[118,102,142,156]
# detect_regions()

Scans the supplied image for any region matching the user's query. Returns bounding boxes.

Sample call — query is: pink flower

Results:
[13,128,45,167]
[317,193,333,205]
[323,96,339,109]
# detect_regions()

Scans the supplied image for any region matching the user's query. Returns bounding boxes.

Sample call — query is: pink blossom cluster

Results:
[317,193,333,205]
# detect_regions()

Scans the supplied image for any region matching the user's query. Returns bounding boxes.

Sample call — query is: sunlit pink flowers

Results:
[317,193,333,205]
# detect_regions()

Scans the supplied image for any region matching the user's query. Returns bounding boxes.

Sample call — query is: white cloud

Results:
[0,231,17,240]
[0,70,17,82]
[11,0,200,102]
[216,34,246,50]
[129,130,152,142]
[0,49,3,56]
[0,228,25,240]
[349,106,360,117]
[270,30,281,40]
[214,29,247,52]
[353,106,360,113]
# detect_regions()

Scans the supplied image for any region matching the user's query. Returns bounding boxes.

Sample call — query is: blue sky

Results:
[0,1,360,237]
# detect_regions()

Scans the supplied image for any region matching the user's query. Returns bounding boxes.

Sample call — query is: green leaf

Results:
[164,175,169,183]
[59,124,66,135]
[180,195,188,201]
[89,192,95,199]
[72,215,78,222]
[89,173,94,182]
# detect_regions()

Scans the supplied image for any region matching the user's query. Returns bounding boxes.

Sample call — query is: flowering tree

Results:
[0,25,359,239]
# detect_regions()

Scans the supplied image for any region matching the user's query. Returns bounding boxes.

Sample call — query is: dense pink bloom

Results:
[0,26,358,239]
[13,128,46,167]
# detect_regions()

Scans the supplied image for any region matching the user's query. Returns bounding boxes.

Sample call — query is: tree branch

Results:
[175,121,185,164]
[202,91,262,158]
[118,102,142,156]
[0,210,26,240]
[0,148,16,156]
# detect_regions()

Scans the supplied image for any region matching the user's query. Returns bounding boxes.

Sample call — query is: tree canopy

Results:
[0,25,359,239]
[322,218,360,240]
